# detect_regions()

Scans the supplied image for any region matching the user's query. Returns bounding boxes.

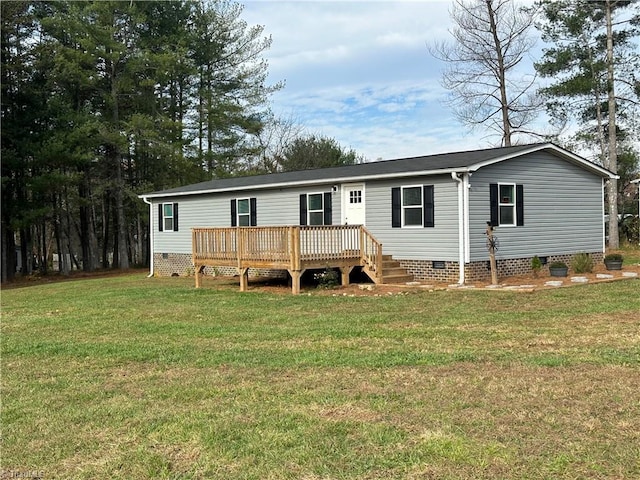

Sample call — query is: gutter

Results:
[451,172,466,284]
[138,167,472,200]
[141,196,154,277]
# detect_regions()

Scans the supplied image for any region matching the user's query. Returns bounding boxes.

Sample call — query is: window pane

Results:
[349,191,362,204]
[237,199,250,214]
[404,207,422,226]
[308,193,323,211]
[163,204,173,217]
[309,211,324,225]
[500,206,514,225]
[403,187,422,206]
[238,214,250,226]
[499,185,514,204]
[164,218,173,231]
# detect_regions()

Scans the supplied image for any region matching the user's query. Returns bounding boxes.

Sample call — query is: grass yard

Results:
[2,274,639,479]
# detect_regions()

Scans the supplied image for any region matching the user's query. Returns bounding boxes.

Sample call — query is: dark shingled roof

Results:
[140,143,613,198]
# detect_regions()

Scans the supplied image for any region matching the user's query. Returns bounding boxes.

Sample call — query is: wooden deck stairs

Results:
[376,255,414,284]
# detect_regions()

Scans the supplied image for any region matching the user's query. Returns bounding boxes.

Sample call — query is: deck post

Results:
[195,264,202,288]
[340,266,354,286]
[289,270,301,294]
[239,267,249,291]
[290,226,301,271]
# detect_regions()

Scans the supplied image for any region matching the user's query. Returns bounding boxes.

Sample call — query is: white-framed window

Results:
[231,198,256,226]
[490,183,523,227]
[307,192,325,225]
[236,198,251,226]
[300,192,331,226]
[391,185,434,228]
[159,202,178,232]
[402,185,424,227]
[498,183,516,226]
[349,190,362,204]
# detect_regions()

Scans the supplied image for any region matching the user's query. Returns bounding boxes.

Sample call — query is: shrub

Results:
[549,261,567,269]
[531,256,542,277]
[571,252,593,273]
[604,253,623,262]
[314,267,340,289]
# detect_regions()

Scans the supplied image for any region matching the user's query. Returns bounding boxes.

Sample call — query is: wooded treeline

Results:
[1,0,364,281]
[2,0,639,280]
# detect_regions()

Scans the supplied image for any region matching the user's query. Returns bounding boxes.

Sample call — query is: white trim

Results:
[307,191,325,226]
[401,185,424,228]
[468,143,619,179]
[463,173,471,264]
[161,202,176,232]
[139,168,467,200]
[235,197,251,226]
[142,197,154,277]
[497,183,516,227]
[602,178,606,252]
[451,172,465,284]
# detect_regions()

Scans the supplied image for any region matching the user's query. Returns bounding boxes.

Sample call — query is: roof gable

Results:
[140,143,616,199]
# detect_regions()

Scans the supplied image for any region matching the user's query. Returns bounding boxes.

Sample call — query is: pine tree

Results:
[535,0,640,248]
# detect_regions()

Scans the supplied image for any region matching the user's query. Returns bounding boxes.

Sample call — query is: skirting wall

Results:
[400,252,603,284]
[154,251,603,284]
[153,253,287,279]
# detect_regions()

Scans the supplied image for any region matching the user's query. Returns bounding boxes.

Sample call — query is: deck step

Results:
[379,255,414,284]
[382,274,414,284]
[383,267,409,277]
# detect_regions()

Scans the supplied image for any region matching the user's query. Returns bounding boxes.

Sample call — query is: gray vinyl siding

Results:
[153,185,338,254]
[153,151,604,262]
[365,175,460,261]
[153,176,460,260]
[468,152,604,261]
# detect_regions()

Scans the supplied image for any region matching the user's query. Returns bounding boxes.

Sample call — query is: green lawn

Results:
[2,274,639,479]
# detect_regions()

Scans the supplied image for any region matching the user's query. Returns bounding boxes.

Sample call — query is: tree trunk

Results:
[102,194,111,268]
[108,54,130,270]
[485,0,511,146]
[114,156,130,269]
[605,0,619,249]
[20,225,33,275]
[1,222,16,281]
[79,177,96,271]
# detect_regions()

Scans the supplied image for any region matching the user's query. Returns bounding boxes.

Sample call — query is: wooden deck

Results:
[192,225,383,294]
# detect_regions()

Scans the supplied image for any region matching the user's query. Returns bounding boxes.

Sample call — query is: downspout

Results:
[463,173,471,264]
[451,172,465,284]
[142,196,154,277]
[602,179,606,253]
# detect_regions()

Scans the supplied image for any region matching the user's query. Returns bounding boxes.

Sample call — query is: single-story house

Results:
[140,143,617,290]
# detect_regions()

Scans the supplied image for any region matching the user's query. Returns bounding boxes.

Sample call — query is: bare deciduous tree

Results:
[430,0,542,146]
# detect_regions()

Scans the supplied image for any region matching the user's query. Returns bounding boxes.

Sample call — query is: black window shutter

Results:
[173,203,179,231]
[516,184,524,226]
[250,197,257,226]
[230,199,237,226]
[423,185,434,227]
[391,187,401,228]
[323,192,332,225]
[158,204,164,232]
[299,194,307,225]
[489,183,499,227]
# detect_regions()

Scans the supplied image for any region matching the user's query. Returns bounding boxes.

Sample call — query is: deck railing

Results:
[192,225,382,274]
[360,226,382,278]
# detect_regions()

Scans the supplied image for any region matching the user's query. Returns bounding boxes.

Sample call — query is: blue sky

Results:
[242,0,541,161]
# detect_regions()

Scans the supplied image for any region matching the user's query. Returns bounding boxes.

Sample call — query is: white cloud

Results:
[241,0,528,160]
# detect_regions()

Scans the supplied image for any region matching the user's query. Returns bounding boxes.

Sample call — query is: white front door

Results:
[342,183,365,225]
